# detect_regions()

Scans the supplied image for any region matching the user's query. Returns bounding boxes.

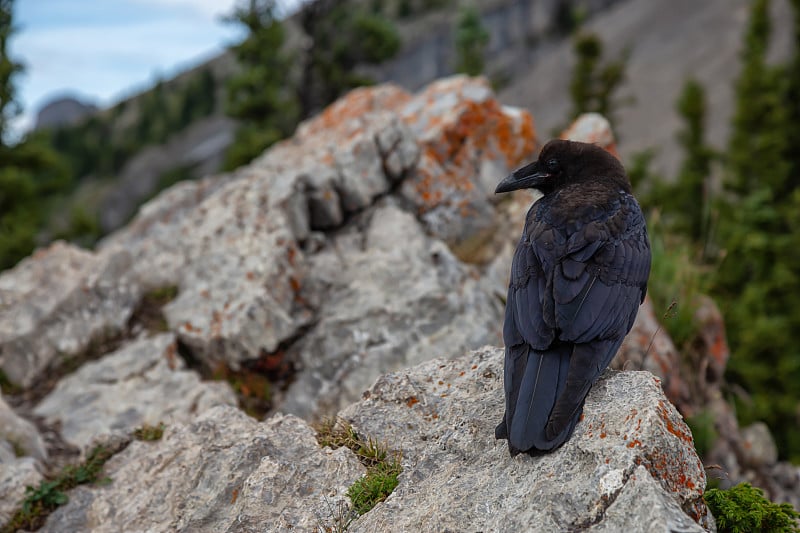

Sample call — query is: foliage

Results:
[568,32,629,130]
[347,458,402,515]
[454,7,490,76]
[133,422,166,441]
[315,418,402,516]
[1,444,118,533]
[553,0,588,36]
[224,0,298,169]
[644,212,708,350]
[709,0,800,461]
[705,483,800,533]
[670,79,715,246]
[0,0,21,145]
[0,0,71,270]
[298,0,401,119]
[685,409,718,458]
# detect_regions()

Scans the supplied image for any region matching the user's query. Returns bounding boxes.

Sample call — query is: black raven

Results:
[494,139,651,455]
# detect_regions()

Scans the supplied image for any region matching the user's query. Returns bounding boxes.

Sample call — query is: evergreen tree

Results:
[0,0,20,147]
[454,7,490,76]
[0,0,69,269]
[568,32,628,129]
[224,0,299,169]
[663,79,715,246]
[712,0,800,460]
[298,0,401,119]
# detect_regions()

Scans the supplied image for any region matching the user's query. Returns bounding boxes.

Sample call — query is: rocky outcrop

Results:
[7,74,791,530]
[0,242,140,388]
[39,409,366,533]
[94,75,533,411]
[33,334,237,449]
[342,347,710,532]
[37,348,711,532]
[0,393,45,527]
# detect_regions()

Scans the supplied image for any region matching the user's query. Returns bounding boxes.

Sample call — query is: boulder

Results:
[35,347,710,532]
[39,408,365,533]
[33,334,237,448]
[0,242,140,388]
[87,75,534,385]
[280,202,503,418]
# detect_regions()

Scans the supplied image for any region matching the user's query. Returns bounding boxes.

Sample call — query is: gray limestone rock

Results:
[0,393,47,462]
[34,334,236,448]
[280,203,503,418]
[0,391,47,527]
[0,456,42,528]
[39,407,365,533]
[0,242,140,387]
[32,347,711,533]
[340,346,712,532]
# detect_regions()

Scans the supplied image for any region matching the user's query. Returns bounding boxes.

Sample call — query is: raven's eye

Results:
[546,158,559,172]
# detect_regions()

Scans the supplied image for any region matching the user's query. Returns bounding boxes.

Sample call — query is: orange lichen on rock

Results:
[297,84,412,139]
[657,400,694,445]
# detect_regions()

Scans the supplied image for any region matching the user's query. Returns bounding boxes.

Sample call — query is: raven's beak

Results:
[494,161,550,194]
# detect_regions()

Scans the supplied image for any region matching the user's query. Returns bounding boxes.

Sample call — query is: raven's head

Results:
[494,139,627,195]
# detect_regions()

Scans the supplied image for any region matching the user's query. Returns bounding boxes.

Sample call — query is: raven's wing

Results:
[544,191,651,346]
[538,192,651,440]
[498,209,566,452]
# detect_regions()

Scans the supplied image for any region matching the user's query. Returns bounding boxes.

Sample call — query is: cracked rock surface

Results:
[340,346,711,532]
[33,334,237,448]
[39,408,365,533]
[33,347,710,532]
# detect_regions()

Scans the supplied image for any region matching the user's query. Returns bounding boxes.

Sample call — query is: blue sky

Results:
[10,0,303,133]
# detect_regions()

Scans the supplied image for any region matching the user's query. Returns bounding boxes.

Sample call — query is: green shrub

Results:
[705,483,800,533]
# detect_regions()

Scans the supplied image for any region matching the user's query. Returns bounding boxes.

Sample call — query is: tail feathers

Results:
[544,338,621,442]
[506,343,573,452]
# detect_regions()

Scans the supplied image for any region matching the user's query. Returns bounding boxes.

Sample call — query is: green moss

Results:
[706,483,800,533]
[145,285,179,303]
[2,444,120,533]
[346,457,402,515]
[133,422,165,441]
[10,440,26,458]
[315,418,403,517]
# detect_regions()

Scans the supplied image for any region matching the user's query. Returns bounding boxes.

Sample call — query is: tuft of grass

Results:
[346,457,402,515]
[646,212,709,349]
[315,418,403,518]
[705,483,800,533]
[133,422,166,441]
[315,497,359,533]
[1,444,119,533]
[145,285,179,303]
[11,440,26,458]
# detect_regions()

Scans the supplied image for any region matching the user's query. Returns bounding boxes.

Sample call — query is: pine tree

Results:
[224,0,299,169]
[454,7,490,76]
[568,32,628,130]
[298,0,401,119]
[0,0,69,269]
[670,79,715,246]
[712,0,800,460]
[0,0,20,148]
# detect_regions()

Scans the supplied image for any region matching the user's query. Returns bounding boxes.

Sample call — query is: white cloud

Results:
[130,0,238,21]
